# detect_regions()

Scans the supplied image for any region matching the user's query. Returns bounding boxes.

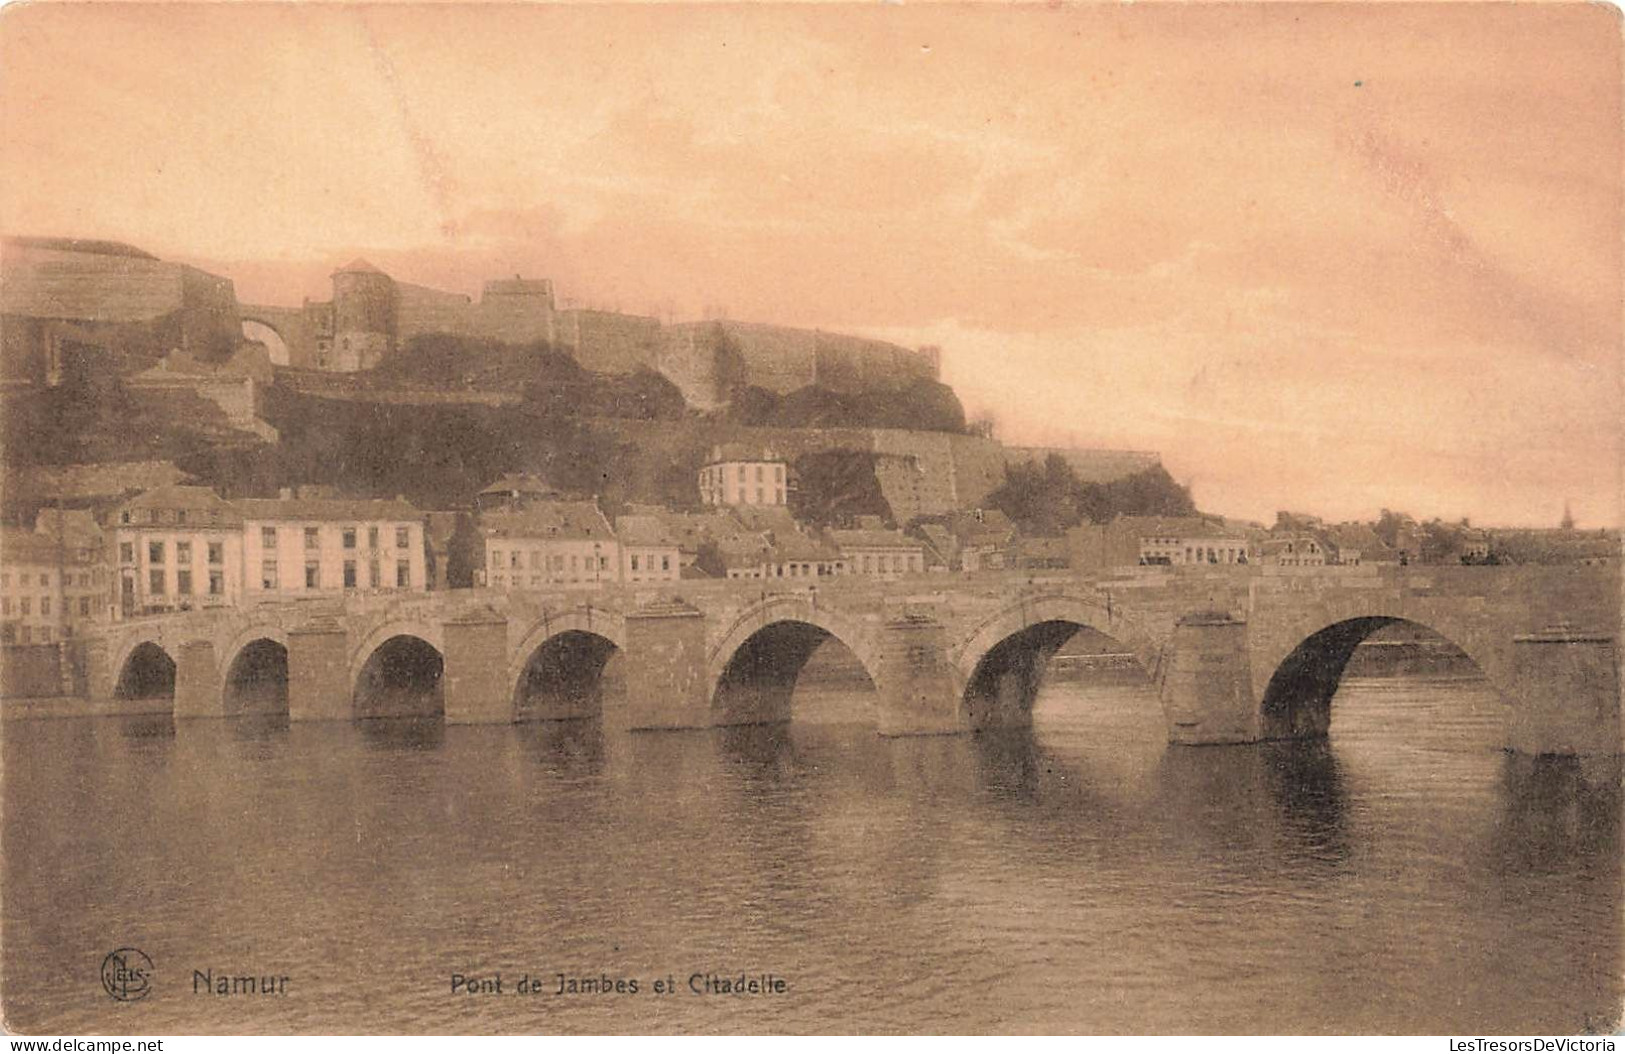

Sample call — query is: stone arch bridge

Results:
[82,565,1622,755]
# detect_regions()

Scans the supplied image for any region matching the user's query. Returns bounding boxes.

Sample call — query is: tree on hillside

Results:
[790,450,893,527]
[988,457,1197,535]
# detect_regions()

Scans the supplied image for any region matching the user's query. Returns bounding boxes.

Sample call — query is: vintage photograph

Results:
[0,1,1620,1037]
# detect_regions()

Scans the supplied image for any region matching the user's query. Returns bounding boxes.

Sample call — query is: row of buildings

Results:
[5,445,1614,646]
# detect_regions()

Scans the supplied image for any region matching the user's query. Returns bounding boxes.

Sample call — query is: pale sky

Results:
[2,3,1619,527]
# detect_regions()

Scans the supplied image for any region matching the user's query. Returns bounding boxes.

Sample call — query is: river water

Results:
[3,669,1620,1035]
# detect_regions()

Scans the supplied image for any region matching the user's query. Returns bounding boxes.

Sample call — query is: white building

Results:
[698,444,788,507]
[112,485,244,616]
[481,501,619,590]
[235,491,426,597]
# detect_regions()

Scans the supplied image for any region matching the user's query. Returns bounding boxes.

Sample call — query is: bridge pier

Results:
[443,612,510,725]
[1160,613,1259,745]
[1508,626,1621,756]
[83,636,116,701]
[287,617,350,721]
[876,614,961,736]
[173,640,222,718]
[623,600,709,730]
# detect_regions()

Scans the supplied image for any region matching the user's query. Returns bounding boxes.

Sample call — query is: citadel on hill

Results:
[240,257,943,410]
[0,234,1166,522]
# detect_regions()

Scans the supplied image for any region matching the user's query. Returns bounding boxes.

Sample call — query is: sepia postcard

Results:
[0,0,1621,1038]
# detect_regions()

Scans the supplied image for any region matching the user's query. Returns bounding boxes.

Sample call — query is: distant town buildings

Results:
[0,511,108,643]
[479,501,618,590]
[698,445,788,507]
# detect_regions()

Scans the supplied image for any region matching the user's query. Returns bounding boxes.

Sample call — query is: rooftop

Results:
[482,501,615,542]
[234,495,420,522]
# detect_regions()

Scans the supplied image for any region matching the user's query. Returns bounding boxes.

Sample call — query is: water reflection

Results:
[2,674,1620,1035]
[356,715,446,752]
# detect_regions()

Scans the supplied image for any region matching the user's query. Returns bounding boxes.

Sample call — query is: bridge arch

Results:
[509,608,628,722]
[222,631,290,716]
[241,318,291,366]
[114,639,177,703]
[1257,614,1507,741]
[351,623,445,719]
[950,593,1165,731]
[707,596,882,726]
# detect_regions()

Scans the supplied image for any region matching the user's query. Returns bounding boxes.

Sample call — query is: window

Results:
[737,465,745,481]
[38,573,48,587]
[40,597,50,616]
[305,562,320,589]
[305,527,320,550]
[599,556,608,571]
[368,526,379,549]
[149,570,165,595]
[510,551,520,569]
[176,541,192,564]
[343,528,357,550]
[177,570,192,596]
[529,551,541,570]
[570,555,579,571]
[18,626,29,644]
[148,541,164,563]
[396,527,409,549]
[396,561,410,588]
[552,555,564,571]
[1,598,9,616]
[177,509,188,525]
[19,597,29,616]
[208,542,223,565]
[661,556,670,572]
[208,571,223,596]
[491,550,503,568]
[261,526,277,548]
[756,465,764,481]
[343,561,356,588]
[631,555,640,572]
[261,560,278,589]
[368,560,380,588]
[775,465,784,481]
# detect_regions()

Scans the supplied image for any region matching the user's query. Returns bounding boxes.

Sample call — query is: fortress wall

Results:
[686,321,819,394]
[176,265,243,355]
[947,434,1010,510]
[654,328,727,412]
[558,309,662,374]
[473,293,556,346]
[814,334,938,394]
[871,429,960,516]
[395,282,477,341]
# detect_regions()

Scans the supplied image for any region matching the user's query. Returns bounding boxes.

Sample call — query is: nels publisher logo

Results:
[101,947,153,1002]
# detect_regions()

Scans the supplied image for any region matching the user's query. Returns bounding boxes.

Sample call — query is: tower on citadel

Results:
[329,260,396,372]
